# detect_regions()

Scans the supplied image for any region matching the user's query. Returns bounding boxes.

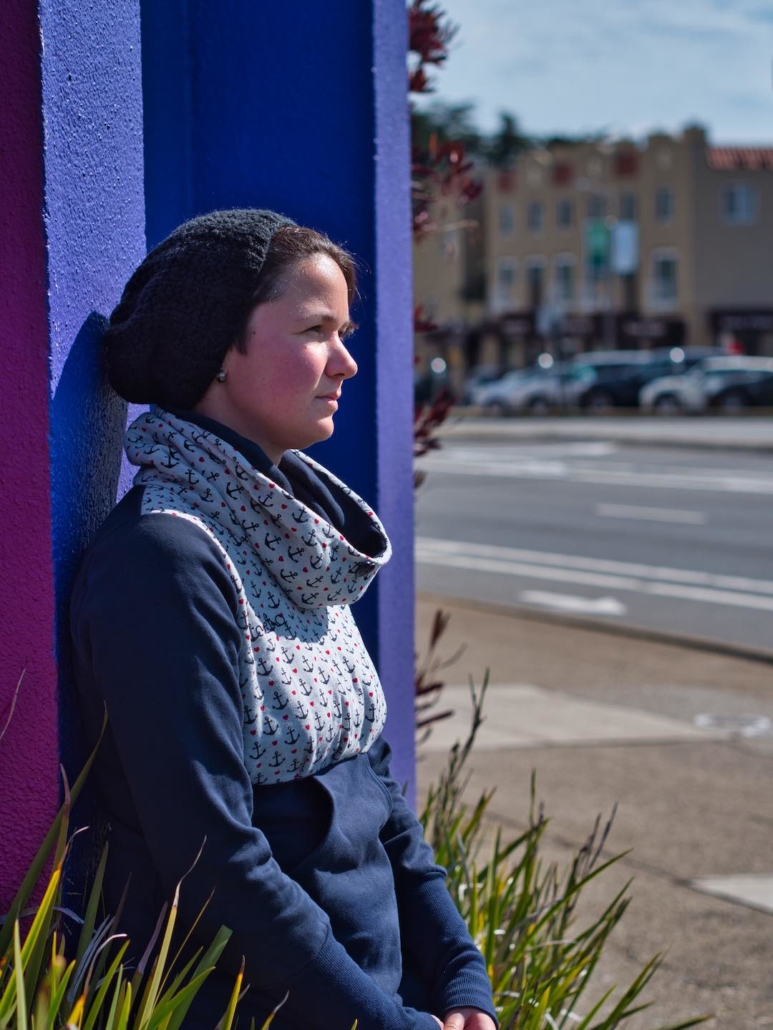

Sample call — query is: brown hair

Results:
[235,225,358,352]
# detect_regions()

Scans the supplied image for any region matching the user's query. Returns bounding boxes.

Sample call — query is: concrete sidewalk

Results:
[439,413,773,451]
[416,592,773,1029]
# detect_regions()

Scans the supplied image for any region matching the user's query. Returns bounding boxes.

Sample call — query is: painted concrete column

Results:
[0,0,145,905]
[141,1,417,789]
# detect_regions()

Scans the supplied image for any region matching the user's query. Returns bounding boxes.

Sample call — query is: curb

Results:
[437,413,773,453]
[417,590,773,667]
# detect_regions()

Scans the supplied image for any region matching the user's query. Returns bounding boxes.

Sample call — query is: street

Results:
[414,421,773,1028]
[416,436,773,653]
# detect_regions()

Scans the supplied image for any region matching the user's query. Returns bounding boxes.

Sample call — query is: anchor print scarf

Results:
[125,408,390,785]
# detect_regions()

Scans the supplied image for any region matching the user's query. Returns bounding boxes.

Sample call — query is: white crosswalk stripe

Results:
[416,447,773,496]
[416,537,773,613]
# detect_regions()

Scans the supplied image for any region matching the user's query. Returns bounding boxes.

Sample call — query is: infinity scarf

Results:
[125,409,390,784]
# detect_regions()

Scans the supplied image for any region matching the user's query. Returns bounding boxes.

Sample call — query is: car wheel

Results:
[484,399,507,417]
[653,393,683,415]
[718,389,748,412]
[528,396,551,416]
[584,388,615,412]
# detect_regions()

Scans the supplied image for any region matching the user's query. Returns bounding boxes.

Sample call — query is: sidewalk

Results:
[415,591,773,1029]
[438,413,773,451]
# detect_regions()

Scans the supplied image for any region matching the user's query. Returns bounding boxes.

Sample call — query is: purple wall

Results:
[0,0,145,907]
[0,0,59,903]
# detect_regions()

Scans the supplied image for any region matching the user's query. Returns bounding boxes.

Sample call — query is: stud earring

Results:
[216,370,227,383]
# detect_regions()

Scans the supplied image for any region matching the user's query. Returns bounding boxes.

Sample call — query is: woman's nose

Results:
[330,339,358,380]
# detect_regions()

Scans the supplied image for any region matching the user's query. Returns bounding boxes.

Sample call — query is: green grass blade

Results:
[164,927,232,1030]
[14,922,28,1030]
[101,967,124,1030]
[20,866,62,1008]
[81,940,130,1030]
[75,844,110,967]
[144,968,215,1030]
[258,990,288,1030]
[0,714,106,958]
[214,958,243,1030]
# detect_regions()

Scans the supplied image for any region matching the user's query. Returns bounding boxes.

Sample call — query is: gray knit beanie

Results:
[104,208,296,408]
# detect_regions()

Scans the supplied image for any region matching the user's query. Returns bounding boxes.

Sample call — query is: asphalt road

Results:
[415,439,773,653]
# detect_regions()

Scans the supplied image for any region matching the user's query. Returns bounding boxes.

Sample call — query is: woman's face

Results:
[196,253,358,463]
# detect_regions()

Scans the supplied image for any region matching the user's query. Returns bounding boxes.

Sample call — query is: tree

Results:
[486,111,529,169]
[407,1,481,245]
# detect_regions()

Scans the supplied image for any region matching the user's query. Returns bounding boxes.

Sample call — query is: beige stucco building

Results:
[413,190,486,395]
[483,125,773,362]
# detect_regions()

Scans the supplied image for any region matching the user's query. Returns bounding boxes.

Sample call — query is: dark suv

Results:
[571,348,718,410]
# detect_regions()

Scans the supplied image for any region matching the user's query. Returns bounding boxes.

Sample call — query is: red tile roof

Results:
[707,147,773,171]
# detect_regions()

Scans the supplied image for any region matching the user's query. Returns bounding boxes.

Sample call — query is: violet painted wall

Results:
[141,0,417,791]
[0,0,145,905]
[0,0,58,905]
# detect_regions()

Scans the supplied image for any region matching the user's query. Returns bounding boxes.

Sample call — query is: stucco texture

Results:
[0,0,145,907]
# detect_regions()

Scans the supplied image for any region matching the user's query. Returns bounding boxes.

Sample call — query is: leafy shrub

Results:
[0,740,253,1030]
[420,676,708,1030]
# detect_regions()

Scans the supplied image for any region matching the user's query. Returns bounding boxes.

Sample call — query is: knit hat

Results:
[104,208,296,408]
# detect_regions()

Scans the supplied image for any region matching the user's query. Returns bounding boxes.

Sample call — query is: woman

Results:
[70,209,496,1030]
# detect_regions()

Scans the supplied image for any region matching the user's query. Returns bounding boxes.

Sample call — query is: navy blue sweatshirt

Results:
[69,414,495,1030]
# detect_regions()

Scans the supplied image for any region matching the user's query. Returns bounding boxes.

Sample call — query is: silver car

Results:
[472,362,598,414]
[640,356,773,413]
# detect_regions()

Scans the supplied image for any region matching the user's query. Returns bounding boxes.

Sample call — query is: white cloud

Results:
[419,0,773,142]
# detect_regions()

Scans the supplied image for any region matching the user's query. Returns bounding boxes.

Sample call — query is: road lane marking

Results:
[519,591,627,616]
[596,503,707,524]
[694,713,772,738]
[689,875,773,916]
[416,454,773,495]
[416,537,773,612]
[417,537,773,595]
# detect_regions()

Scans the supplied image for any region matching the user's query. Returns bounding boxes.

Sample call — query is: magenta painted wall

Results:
[0,0,60,909]
[0,0,145,907]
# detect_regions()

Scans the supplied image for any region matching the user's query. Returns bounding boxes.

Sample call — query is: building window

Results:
[495,258,517,303]
[655,186,674,223]
[586,194,607,219]
[552,161,574,186]
[556,198,574,229]
[615,150,639,178]
[651,251,678,302]
[722,184,758,225]
[526,261,546,309]
[620,192,637,220]
[554,257,576,303]
[527,201,544,232]
[498,203,515,236]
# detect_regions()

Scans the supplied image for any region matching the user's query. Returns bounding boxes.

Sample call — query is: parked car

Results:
[461,365,507,405]
[472,365,567,414]
[570,348,721,410]
[641,356,773,412]
[569,351,671,409]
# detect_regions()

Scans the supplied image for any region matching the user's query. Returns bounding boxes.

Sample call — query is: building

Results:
[485,126,773,364]
[413,190,487,397]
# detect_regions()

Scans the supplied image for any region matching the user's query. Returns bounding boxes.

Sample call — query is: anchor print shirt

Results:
[70,409,496,1030]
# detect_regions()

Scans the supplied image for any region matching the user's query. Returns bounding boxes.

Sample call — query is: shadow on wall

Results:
[51,311,128,894]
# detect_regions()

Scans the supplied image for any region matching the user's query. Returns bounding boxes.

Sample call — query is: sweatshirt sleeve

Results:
[368,738,497,1023]
[72,511,439,1030]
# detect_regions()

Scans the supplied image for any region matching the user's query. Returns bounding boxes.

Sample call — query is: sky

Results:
[415,0,773,144]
